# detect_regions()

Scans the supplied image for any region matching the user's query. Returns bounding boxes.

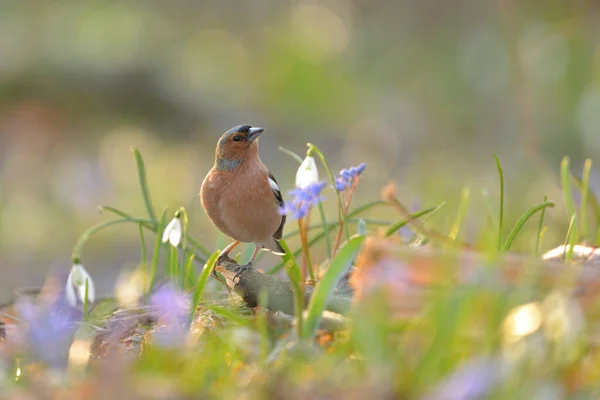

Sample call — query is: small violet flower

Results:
[280,181,327,219]
[16,296,81,368]
[334,162,366,192]
[296,156,320,189]
[162,212,182,247]
[422,357,505,400]
[65,263,95,308]
[149,283,191,348]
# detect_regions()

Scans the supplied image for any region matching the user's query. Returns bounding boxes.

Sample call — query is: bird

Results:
[200,124,286,276]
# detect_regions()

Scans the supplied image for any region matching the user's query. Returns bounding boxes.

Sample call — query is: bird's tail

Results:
[263,237,286,255]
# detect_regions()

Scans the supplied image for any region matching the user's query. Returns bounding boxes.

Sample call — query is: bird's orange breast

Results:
[200,161,282,243]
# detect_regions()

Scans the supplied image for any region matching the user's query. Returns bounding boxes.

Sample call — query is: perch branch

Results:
[214,257,351,316]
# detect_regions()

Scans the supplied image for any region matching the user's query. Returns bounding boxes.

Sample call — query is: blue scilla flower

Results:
[280,181,327,219]
[334,163,367,192]
[335,177,349,192]
[16,296,81,368]
[150,282,191,348]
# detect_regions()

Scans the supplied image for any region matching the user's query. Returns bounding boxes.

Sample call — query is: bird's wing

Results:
[268,172,286,240]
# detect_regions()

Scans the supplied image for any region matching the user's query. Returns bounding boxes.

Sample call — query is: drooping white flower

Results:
[295,156,319,189]
[162,214,182,247]
[66,263,95,308]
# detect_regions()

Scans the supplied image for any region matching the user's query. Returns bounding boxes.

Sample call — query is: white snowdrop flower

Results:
[66,263,95,308]
[295,156,319,189]
[162,214,182,247]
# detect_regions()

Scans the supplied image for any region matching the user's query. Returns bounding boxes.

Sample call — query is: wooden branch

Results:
[214,257,352,316]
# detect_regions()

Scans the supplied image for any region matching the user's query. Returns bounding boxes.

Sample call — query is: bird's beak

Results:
[248,127,264,142]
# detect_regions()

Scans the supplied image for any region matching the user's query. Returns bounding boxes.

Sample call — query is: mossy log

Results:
[214,257,352,316]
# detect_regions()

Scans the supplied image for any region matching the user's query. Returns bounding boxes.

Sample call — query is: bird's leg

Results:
[233,245,262,278]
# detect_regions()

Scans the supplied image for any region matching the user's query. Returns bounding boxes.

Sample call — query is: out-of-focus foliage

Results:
[0,0,599,297]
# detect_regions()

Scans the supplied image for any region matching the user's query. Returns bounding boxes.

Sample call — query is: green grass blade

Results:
[206,305,251,326]
[534,195,548,256]
[493,153,504,250]
[502,200,555,251]
[268,201,386,273]
[190,250,219,322]
[580,159,592,241]
[317,202,333,257]
[561,156,578,242]
[448,187,470,242]
[302,235,364,339]
[572,171,600,238]
[184,253,196,289]
[72,219,133,262]
[308,143,350,239]
[83,279,90,322]
[279,239,304,337]
[278,146,304,164]
[99,206,156,229]
[384,206,439,237]
[131,147,157,223]
[148,208,168,293]
[564,213,577,262]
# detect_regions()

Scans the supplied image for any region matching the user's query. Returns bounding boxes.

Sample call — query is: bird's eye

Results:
[232,135,244,142]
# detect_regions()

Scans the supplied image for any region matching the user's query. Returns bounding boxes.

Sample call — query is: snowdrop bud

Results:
[66,263,95,308]
[296,156,319,189]
[162,214,183,247]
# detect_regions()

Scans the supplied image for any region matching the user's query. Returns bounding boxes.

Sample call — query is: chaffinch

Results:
[200,124,286,274]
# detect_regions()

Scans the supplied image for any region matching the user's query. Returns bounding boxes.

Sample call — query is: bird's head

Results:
[214,124,264,170]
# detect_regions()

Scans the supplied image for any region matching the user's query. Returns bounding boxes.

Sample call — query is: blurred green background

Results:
[0,0,597,299]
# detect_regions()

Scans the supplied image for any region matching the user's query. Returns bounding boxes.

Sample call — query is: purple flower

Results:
[16,296,81,368]
[280,181,327,219]
[335,177,349,192]
[356,162,367,175]
[422,357,505,400]
[334,163,367,192]
[149,283,191,348]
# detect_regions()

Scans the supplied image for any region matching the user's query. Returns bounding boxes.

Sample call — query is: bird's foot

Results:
[233,262,253,281]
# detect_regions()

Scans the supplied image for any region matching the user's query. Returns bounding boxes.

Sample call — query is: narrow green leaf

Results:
[278,146,304,164]
[308,143,349,239]
[190,250,219,323]
[279,239,304,337]
[302,235,364,339]
[268,200,386,273]
[572,171,600,236]
[448,187,470,242]
[72,219,134,262]
[502,201,554,251]
[564,213,577,262]
[139,222,147,266]
[317,202,333,257]
[534,195,548,256]
[580,159,592,241]
[383,206,440,237]
[207,305,250,326]
[131,147,157,223]
[561,157,578,242]
[148,208,168,293]
[256,289,270,366]
[184,253,196,289]
[99,206,156,228]
[83,278,90,322]
[493,154,504,250]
